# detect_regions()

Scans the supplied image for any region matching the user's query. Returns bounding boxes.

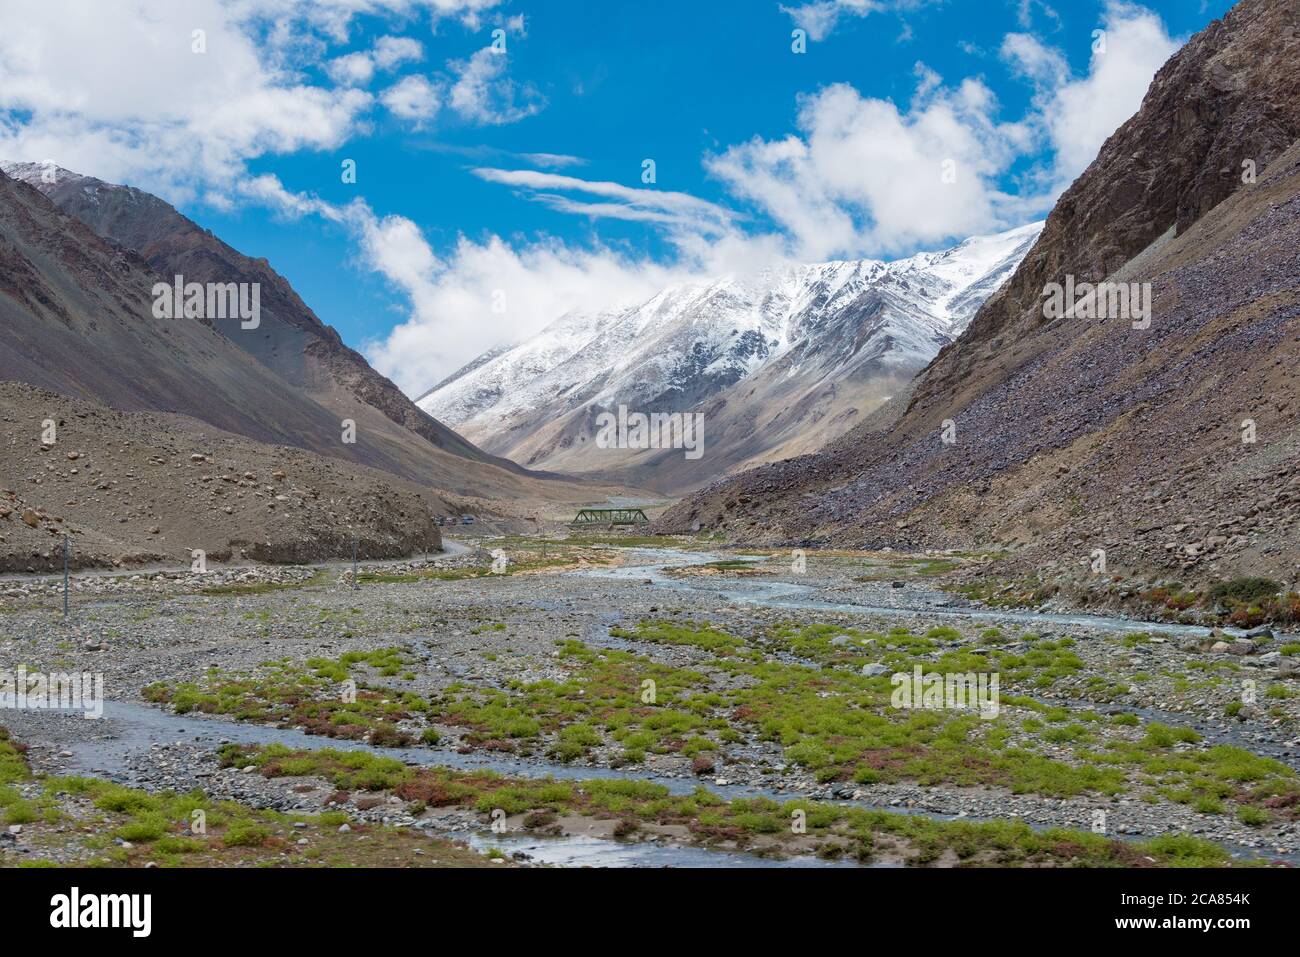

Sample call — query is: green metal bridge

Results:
[569,507,650,528]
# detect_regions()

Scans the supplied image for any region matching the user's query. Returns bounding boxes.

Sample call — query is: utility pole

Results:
[351,537,358,591]
[62,535,69,618]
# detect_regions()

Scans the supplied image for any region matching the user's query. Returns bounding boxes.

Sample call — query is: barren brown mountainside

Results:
[0,167,608,512]
[0,381,445,572]
[1,161,529,475]
[658,0,1300,589]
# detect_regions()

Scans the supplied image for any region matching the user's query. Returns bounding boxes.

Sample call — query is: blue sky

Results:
[0,0,1235,392]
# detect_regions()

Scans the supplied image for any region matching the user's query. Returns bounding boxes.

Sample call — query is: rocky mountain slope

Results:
[657,0,1300,588]
[419,223,1041,492]
[0,381,444,572]
[0,165,607,513]
[0,161,532,476]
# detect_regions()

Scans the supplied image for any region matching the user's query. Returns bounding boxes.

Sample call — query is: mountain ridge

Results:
[0,160,541,480]
[420,221,1042,491]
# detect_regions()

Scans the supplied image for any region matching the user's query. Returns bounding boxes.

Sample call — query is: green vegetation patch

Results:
[142,649,425,747]
[604,620,1298,813]
[435,640,722,763]
[225,742,1239,868]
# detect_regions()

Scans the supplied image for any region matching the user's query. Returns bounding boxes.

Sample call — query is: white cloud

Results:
[1002,0,1181,189]
[358,214,691,394]
[782,0,883,41]
[1015,0,1062,29]
[380,74,442,122]
[328,35,424,85]
[370,35,547,130]
[446,48,546,125]
[0,0,380,201]
[212,175,711,392]
[0,0,530,201]
[470,168,736,234]
[374,35,425,69]
[328,52,381,86]
[267,0,506,38]
[528,196,698,228]
[706,1,1179,260]
[705,70,1026,259]
[237,172,349,222]
[518,152,586,169]
[418,142,586,169]
[345,165,762,389]
[781,0,935,42]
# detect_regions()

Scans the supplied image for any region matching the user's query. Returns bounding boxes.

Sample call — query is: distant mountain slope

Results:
[419,223,1041,491]
[1,161,530,478]
[656,0,1300,587]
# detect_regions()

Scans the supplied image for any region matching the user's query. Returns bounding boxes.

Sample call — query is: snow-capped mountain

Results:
[418,222,1044,491]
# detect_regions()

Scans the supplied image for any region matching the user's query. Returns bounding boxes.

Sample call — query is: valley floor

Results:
[2,537,1298,868]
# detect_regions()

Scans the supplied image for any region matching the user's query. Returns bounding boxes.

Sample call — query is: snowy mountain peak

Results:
[417,221,1044,487]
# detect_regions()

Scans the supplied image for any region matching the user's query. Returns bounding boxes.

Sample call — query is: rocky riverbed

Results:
[2,539,1298,867]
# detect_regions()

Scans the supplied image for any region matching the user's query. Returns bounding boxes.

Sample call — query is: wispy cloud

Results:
[469,168,736,234]
[414,143,585,169]
[780,0,939,42]
[1014,0,1062,29]
[445,47,546,125]
[518,152,586,170]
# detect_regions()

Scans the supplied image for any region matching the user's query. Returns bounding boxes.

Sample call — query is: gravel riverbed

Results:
[3,541,1298,865]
